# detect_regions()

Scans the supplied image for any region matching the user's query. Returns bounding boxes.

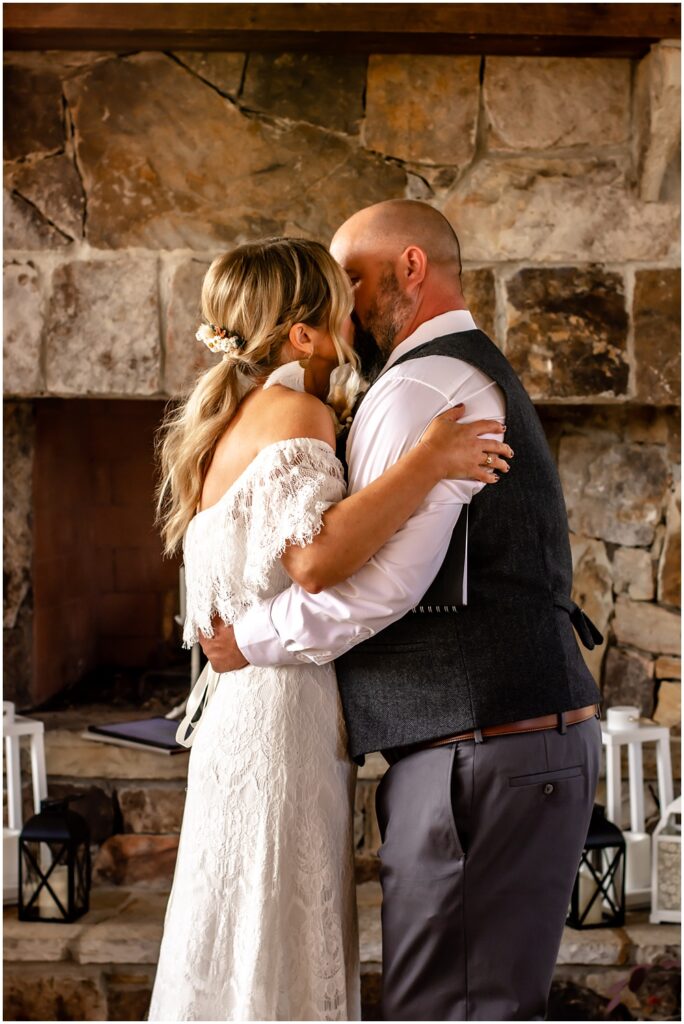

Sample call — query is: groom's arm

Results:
[201,369,505,670]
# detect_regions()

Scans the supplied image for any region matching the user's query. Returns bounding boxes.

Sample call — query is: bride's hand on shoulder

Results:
[418,405,513,483]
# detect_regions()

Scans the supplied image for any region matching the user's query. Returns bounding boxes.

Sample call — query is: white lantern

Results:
[3,702,48,903]
[651,797,681,924]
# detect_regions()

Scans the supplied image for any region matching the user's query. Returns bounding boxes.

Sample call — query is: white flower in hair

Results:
[195,322,245,354]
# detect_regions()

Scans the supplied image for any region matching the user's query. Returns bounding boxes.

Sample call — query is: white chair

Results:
[601,720,674,906]
[3,702,48,903]
[601,720,674,833]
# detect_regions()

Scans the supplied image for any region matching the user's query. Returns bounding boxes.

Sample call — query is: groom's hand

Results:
[198,614,249,673]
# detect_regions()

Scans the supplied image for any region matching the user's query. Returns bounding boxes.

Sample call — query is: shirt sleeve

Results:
[234,366,506,666]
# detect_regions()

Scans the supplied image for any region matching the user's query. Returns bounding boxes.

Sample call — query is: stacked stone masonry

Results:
[3,49,681,730]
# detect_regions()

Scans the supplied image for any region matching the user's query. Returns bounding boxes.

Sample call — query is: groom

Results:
[199,200,603,1021]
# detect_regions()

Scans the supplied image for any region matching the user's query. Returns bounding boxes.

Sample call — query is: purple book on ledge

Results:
[85,717,188,755]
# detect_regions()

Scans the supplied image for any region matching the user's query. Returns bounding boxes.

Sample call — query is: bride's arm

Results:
[280,400,512,594]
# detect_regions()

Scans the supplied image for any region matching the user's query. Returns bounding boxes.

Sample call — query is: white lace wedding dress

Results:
[147,436,360,1022]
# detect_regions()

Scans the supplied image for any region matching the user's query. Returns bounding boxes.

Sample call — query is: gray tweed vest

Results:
[335,330,602,761]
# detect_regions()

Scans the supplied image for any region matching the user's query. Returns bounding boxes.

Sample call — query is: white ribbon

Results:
[175,661,221,748]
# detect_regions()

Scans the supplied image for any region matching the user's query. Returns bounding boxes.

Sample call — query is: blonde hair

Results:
[155,237,356,556]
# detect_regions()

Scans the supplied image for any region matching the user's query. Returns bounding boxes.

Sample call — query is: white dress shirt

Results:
[234,311,506,666]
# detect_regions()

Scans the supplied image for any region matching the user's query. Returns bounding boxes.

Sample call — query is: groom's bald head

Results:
[331,199,462,274]
[330,200,465,363]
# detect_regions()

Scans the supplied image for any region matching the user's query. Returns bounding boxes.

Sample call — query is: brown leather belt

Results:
[387,705,600,762]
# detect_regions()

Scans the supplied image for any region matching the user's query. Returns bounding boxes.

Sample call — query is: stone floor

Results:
[4,881,681,1021]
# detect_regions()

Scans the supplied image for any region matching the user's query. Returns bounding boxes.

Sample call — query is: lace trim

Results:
[181,437,345,648]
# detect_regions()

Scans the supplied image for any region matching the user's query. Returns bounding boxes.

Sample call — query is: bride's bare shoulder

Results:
[253,385,336,449]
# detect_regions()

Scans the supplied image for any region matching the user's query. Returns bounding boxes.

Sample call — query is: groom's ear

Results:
[400,245,428,290]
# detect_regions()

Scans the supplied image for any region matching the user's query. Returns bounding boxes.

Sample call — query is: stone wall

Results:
[3,47,681,726]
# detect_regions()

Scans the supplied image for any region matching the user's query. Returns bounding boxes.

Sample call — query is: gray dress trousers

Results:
[376,715,601,1021]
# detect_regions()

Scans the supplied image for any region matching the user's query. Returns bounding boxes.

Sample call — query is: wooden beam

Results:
[4,3,681,56]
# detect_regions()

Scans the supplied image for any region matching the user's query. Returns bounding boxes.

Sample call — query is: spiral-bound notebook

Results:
[84,716,188,755]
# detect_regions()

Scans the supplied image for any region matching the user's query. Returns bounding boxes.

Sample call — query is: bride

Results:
[148,237,509,1021]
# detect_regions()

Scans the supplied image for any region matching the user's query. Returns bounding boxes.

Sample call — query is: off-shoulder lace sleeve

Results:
[181,437,346,648]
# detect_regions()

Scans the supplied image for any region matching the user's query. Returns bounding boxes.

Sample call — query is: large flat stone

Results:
[74,893,167,964]
[3,914,86,963]
[93,834,179,888]
[485,57,629,151]
[171,51,245,97]
[365,55,480,167]
[635,41,681,202]
[612,547,655,601]
[4,187,71,249]
[633,269,681,406]
[625,408,670,446]
[7,153,85,240]
[443,157,679,263]
[241,52,366,134]
[3,963,108,1021]
[613,597,681,656]
[462,268,496,341]
[658,484,681,608]
[64,53,405,249]
[3,888,130,962]
[655,656,681,679]
[654,680,681,729]
[354,779,381,856]
[559,438,671,547]
[557,926,629,966]
[3,261,45,396]
[163,256,216,396]
[569,537,613,684]
[602,646,655,718]
[3,62,65,160]
[357,881,382,965]
[624,921,681,964]
[504,267,628,400]
[357,752,387,782]
[43,729,189,780]
[118,784,186,834]
[45,257,161,396]
[355,853,381,885]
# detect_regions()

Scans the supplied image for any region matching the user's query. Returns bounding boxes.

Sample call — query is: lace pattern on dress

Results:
[181,437,346,648]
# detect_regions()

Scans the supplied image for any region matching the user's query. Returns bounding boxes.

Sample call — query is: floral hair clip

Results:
[195,323,246,355]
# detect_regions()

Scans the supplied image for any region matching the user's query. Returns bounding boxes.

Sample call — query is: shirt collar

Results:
[380,310,477,375]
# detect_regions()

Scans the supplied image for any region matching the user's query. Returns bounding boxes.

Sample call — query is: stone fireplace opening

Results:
[29,398,183,708]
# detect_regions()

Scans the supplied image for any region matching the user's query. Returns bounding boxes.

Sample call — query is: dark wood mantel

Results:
[4,3,681,57]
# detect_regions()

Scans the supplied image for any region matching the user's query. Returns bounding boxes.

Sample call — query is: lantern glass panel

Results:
[74,843,90,912]
[20,840,71,921]
[568,805,626,930]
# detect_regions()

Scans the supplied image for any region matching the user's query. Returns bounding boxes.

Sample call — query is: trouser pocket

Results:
[509,764,584,787]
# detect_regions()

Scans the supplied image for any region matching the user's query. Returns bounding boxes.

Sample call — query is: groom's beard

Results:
[350,312,385,385]
[351,270,413,385]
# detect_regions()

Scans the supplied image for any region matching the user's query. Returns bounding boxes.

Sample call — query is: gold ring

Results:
[485,454,493,466]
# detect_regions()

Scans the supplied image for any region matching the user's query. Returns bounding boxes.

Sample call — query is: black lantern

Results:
[18,797,91,923]
[568,804,626,929]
